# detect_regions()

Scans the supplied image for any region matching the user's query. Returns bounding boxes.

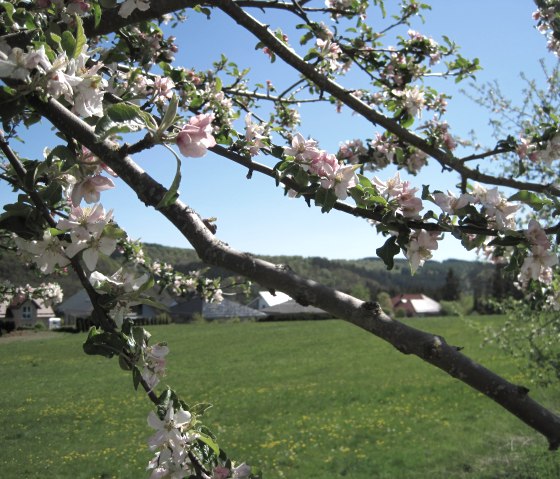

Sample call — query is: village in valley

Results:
[0,242,510,335]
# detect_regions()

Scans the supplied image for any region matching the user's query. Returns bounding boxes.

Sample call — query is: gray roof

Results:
[170,297,267,320]
[260,300,329,318]
[56,289,93,316]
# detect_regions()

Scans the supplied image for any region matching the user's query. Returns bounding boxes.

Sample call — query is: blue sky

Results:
[3,1,553,262]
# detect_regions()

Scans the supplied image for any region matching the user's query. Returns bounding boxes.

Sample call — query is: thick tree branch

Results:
[30,94,560,449]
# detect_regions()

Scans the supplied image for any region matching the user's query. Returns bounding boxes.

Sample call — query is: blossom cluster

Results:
[374,172,423,219]
[517,132,560,164]
[0,280,63,307]
[146,402,252,479]
[284,133,358,200]
[519,219,558,286]
[405,229,440,274]
[534,4,560,56]
[0,42,106,118]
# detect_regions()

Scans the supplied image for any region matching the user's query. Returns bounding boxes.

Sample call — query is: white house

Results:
[0,296,56,329]
[391,294,442,317]
[248,291,292,310]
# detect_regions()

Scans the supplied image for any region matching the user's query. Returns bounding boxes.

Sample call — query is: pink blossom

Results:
[397,183,423,218]
[308,150,339,177]
[284,133,320,162]
[320,164,358,200]
[57,203,112,240]
[176,113,216,157]
[153,76,175,104]
[373,172,404,197]
[71,175,115,205]
[405,230,440,274]
[433,190,475,214]
[212,466,230,479]
[245,113,267,156]
[518,245,558,285]
[524,219,550,249]
[337,139,367,164]
[119,0,150,18]
[393,86,425,118]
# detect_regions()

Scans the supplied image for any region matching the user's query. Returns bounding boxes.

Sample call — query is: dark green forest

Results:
[0,242,519,310]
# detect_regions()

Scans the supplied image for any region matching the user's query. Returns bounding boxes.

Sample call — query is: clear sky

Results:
[2,1,552,262]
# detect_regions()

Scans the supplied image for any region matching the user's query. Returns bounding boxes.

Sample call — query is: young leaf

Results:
[376,236,400,270]
[158,94,178,135]
[73,15,86,59]
[156,144,182,209]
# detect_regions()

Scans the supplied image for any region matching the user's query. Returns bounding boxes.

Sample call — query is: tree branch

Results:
[215,0,560,197]
[30,94,560,449]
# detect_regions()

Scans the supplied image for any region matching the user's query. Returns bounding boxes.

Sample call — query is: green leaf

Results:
[83,327,126,359]
[314,187,337,213]
[1,2,14,22]
[198,433,220,456]
[191,402,212,416]
[92,3,102,28]
[158,94,178,135]
[508,190,551,211]
[60,31,76,58]
[132,366,142,391]
[106,103,144,123]
[73,15,86,59]
[376,236,400,270]
[49,32,62,44]
[156,145,182,209]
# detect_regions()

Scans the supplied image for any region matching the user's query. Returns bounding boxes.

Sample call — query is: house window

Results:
[22,304,32,321]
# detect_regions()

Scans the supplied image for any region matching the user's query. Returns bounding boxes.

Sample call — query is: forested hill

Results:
[141,244,495,301]
[0,242,496,302]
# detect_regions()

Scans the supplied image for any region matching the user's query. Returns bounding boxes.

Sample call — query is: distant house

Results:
[56,289,177,331]
[391,294,442,317]
[0,296,55,329]
[260,300,330,321]
[170,297,267,322]
[248,291,292,310]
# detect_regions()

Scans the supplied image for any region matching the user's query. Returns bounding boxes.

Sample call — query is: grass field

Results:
[1,317,560,478]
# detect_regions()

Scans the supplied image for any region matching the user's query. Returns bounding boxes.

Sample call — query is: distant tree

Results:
[350,283,370,301]
[442,268,460,301]
[376,292,394,317]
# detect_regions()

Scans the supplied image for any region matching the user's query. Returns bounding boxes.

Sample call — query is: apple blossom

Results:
[393,86,425,118]
[57,204,113,241]
[71,175,116,205]
[153,76,175,104]
[176,114,217,157]
[518,245,559,286]
[405,230,440,274]
[119,0,151,19]
[433,190,475,214]
[320,164,358,200]
[244,113,268,156]
[90,268,150,295]
[66,235,118,270]
[525,219,551,249]
[397,182,423,218]
[373,172,404,197]
[337,139,367,164]
[141,343,169,391]
[284,132,320,161]
[14,230,70,275]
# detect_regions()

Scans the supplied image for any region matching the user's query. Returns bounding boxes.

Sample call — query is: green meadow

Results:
[1,317,560,478]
